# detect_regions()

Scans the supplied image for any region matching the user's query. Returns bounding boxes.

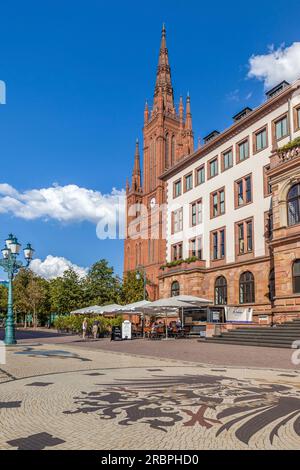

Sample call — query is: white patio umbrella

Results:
[136,297,195,339]
[97,303,123,314]
[71,303,122,315]
[71,305,101,315]
[172,295,213,305]
[116,300,151,311]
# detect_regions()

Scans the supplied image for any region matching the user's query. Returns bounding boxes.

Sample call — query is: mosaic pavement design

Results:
[0,343,299,450]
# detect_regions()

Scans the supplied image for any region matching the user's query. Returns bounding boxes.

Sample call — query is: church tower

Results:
[124,25,194,299]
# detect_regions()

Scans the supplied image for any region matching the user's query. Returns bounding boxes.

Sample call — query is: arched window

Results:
[149,139,156,191]
[171,281,180,297]
[269,269,275,302]
[287,183,300,226]
[215,276,227,305]
[239,271,255,304]
[171,135,175,166]
[293,260,300,294]
[165,133,169,169]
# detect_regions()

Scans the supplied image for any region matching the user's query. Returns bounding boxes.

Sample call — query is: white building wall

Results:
[166,87,300,267]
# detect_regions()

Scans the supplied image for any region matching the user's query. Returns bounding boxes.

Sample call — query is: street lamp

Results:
[0,235,35,345]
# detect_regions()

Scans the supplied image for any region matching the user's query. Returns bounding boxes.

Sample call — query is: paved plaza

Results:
[0,330,300,450]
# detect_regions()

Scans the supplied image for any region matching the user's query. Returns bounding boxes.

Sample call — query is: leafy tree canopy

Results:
[120,270,147,304]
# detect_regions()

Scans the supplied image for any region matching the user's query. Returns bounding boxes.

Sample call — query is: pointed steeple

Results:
[131,139,141,191]
[144,100,149,124]
[184,93,194,154]
[185,93,192,130]
[153,24,174,113]
[179,95,184,128]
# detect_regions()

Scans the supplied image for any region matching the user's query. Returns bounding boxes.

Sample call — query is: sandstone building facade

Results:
[124,27,300,323]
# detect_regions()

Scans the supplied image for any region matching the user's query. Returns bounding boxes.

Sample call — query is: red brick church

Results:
[124,25,194,299]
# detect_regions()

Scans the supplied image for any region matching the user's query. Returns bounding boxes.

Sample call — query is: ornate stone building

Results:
[124,27,300,322]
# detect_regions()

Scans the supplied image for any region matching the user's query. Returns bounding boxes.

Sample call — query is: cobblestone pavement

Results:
[0,342,300,450]
[1,328,298,370]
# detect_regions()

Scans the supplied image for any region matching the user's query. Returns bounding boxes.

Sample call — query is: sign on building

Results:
[225,307,253,323]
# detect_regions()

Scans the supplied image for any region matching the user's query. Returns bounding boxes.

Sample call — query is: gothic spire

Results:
[185,93,192,131]
[179,95,184,127]
[144,100,149,124]
[131,138,141,191]
[153,24,174,113]
[185,94,194,154]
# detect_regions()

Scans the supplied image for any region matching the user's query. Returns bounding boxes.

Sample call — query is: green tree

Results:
[27,276,50,327]
[49,268,85,314]
[120,270,146,304]
[14,269,50,326]
[84,259,121,306]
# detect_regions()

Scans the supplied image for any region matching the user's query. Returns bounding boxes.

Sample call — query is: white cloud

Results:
[30,255,88,280]
[248,42,300,89]
[0,183,125,224]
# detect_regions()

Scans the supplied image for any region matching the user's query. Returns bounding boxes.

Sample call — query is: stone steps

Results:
[205,318,300,349]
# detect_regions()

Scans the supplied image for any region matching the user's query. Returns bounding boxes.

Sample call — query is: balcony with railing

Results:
[159,256,206,276]
[271,138,300,169]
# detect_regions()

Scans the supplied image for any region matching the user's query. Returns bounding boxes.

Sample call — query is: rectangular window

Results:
[213,232,218,260]
[298,108,300,129]
[191,203,196,226]
[220,229,225,258]
[195,165,205,185]
[190,238,196,257]
[237,180,243,205]
[184,173,193,192]
[238,139,249,162]
[209,157,218,178]
[174,179,182,198]
[211,188,225,218]
[222,149,233,171]
[247,220,253,251]
[211,228,225,260]
[245,176,252,203]
[235,175,252,208]
[236,218,253,255]
[213,193,218,217]
[238,223,245,254]
[173,208,183,233]
[255,127,267,152]
[190,199,202,226]
[189,237,202,259]
[172,242,183,261]
[190,199,202,227]
[275,116,288,140]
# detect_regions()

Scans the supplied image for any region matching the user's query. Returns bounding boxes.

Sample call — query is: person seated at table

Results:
[176,318,182,329]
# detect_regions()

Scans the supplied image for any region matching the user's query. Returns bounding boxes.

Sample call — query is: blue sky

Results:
[0,0,299,278]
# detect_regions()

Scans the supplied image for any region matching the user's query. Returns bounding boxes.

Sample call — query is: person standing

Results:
[92,321,98,340]
[82,317,88,340]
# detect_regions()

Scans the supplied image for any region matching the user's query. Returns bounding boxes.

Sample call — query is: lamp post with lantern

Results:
[0,234,34,345]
